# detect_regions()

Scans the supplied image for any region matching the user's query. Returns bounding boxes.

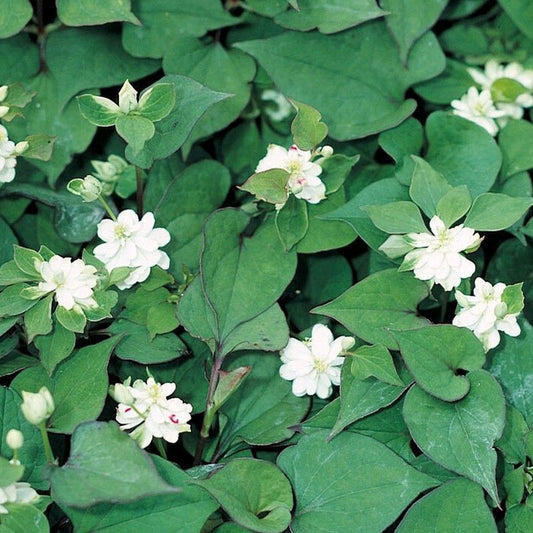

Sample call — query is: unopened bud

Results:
[6,429,23,450]
[14,141,28,155]
[318,145,334,157]
[67,175,103,202]
[109,381,134,405]
[0,85,8,101]
[118,80,138,114]
[21,387,54,425]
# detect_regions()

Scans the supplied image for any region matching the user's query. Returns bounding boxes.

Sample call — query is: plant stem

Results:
[36,0,47,72]
[192,348,224,466]
[39,422,54,464]
[135,166,144,217]
[439,290,450,322]
[154,438,168,460]
[97,196,117,221]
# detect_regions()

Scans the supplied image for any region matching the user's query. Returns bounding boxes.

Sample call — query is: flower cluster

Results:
[380,215,482,291]
[36,256,98,311]
[279,324,355,399]
[451,60,533,135]
[112,377,192,449]
[453,278,522,351]
[94,210,171,290]
[0,482,39,514]
[0,124,27,184]
[255,144,330,206]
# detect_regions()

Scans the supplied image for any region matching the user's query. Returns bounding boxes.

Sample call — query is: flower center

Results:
[51,272,66,288]
[436,229,452,249]
[287,159,302,175]
[313,358,328,373]
[147,383,162,401]
[114,224,131,239]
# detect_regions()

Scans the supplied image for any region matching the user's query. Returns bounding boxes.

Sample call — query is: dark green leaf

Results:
[275,195,308,251]
[364,201,427,233]
[0,0,32,39]
[290,99,328,150]
[57,0,140,26]
[34,320,76,375]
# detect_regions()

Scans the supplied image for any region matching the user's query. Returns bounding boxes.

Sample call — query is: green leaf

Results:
[20,134,55,162]
[239,169,290,205]
[364,200,427,233]
[61,455,218,533]
[13,245,41,277]
[122,0,238,57]
[50,421,178,507]
[109,319,186,364]
[0,456,24,487]
[313,269,430,349]
[0,218,18,267]
[274,0,386,34]
[137,83,176,121]
[396,478,497,532]
[192,459,292,533]
[436,185,472,227]
[55,306,86,333]
[146,303,179,339]
[409,156,453,218]
[393,325,486,401]
[378,118,423,162]
[0,0,32,39]
[488,319,533,425]
[57,0,140,26]
[0,34,38,85]
[496,405,528,464]
[125,75,228,168]
[0,283,39,317]
[500,120,533,179]
[34,320,76,375]
[464,193,533,231]
[275,195,309,251]
[0,387,48,489]
[163,43,255,156]
[24,293,53,343]
[330,365,406,439]
[425,111,502,198]
[218,352,309,455]
[320,153,359,193]
[236,21,444,140]
[77,94,120,126]
[381,0,448,64]
[153,159,231,274]
[403,370,506,503]
[290,99,328,150]
[178,211,296,353]
[115,114,155,154]
[498,0,533,40]
[350,343,404,386]
[0,504,49,533]
[277,430,437,532]
[212,366,252,414]
[506,504,533,533]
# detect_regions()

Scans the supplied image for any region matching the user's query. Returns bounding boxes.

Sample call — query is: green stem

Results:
[439,290,450,323]
[135,166,144,218]
[154,438,168,460]
[97,195,117,221]
[38,422,54,464]
[192,348,224,466]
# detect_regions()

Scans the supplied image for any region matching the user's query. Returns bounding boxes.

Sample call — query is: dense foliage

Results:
[0,1,532,532]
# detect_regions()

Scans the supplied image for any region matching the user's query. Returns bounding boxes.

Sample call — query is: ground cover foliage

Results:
[0,1,532,532]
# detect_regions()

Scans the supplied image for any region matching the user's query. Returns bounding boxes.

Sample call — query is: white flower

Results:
[20,387,54,426]
[114,377,192,449]
[37,255,98,310]
[256,144,326,205]
[0,85,9,118]
[451,87,506,136]
[467,60,533,124]
[0,125,27,183]
[261,89,292,122]
[453,278,521,351]
[279,324,355,399]
[0,482,39,514]
[388,215,482,291]
[93,210,170,290]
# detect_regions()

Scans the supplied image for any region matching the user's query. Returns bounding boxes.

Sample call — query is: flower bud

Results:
[0,106,9,118]
[67,175,103,202]
[118,80,138,114]
[6,429,23,450]
[0,85,8,101]
[109,381,134,405]
[318,145,334,157]
[21,387,54,425]
[14,141,28,155]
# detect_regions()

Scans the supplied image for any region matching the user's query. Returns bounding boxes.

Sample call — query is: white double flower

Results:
[279,324,355,399]
[0,125,28,184]
[113,377,192,449]
[93,210,170,290]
